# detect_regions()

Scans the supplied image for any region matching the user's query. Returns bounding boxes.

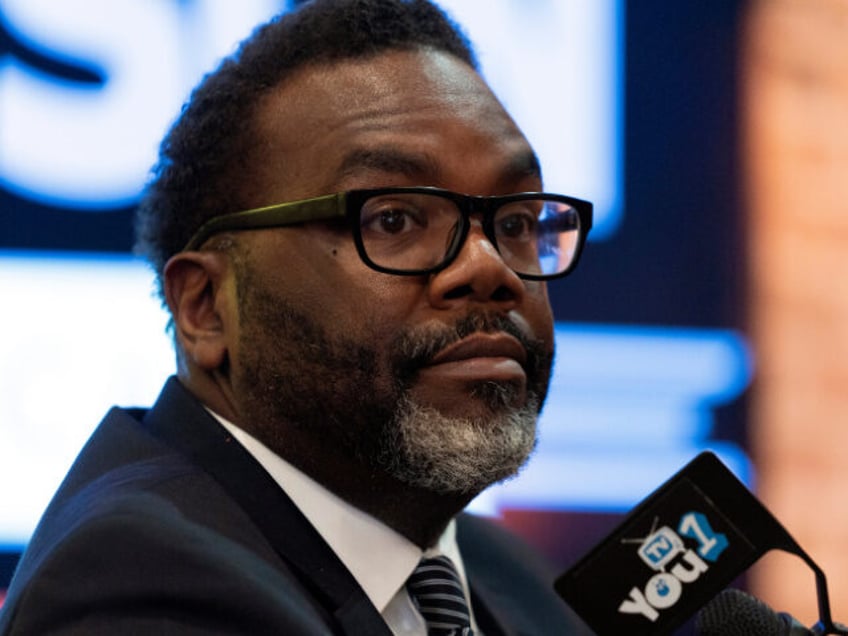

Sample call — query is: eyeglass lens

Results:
[357,192,581,276]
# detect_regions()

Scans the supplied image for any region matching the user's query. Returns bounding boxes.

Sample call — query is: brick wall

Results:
[744,0,848,623]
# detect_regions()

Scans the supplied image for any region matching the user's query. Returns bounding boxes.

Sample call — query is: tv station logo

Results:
[619,512,729,622]
[556,454,764,635]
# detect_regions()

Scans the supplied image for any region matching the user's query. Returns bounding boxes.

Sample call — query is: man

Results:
[0,0,594,634]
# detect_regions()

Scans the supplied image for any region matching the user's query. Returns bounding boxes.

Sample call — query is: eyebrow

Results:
[503,150,543,184]
[333,146,543,190]
[334,147,441,183]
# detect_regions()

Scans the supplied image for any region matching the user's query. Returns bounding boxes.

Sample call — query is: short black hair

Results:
[134,0,477,299]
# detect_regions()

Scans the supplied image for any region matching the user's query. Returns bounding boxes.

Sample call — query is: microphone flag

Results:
[554,451,842,636]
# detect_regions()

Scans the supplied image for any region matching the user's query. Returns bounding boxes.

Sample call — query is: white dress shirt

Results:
[211,412,480,635]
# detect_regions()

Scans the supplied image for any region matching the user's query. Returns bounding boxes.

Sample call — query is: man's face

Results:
[227,48,555,495]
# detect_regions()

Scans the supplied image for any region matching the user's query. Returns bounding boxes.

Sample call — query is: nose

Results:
[427,222,526,310]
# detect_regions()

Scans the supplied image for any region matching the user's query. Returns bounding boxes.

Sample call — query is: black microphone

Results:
[696,588,814,636]
[553,451,847,636]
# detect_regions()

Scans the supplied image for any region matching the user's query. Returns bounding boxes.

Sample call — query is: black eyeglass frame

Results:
[182,186,593,281]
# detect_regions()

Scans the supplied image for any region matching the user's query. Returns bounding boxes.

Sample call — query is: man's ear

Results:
[163,252,232,371]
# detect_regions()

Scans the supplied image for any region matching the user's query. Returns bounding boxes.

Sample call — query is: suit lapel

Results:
[142,377,391,636]
[468,573,519,636]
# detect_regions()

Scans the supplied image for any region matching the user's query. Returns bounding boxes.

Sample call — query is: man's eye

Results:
[362,206,426,235]
[497,212,537,239]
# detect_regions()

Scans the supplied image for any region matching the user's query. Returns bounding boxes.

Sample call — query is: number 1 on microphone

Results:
[678,512,729,562]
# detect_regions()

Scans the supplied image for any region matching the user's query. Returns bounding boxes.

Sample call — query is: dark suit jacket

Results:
[0,377,593,635]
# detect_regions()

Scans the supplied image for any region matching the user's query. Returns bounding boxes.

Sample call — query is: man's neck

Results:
[280,440,474,549]
[186,372,478,548]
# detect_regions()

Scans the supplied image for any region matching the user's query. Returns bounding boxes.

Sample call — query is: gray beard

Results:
[378,394,538,494]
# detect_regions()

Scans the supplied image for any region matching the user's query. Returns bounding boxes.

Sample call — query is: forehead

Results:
[248,48,540,202]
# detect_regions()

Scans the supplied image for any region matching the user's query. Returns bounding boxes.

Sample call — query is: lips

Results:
[409,330,533,410]
[426,332,527,368]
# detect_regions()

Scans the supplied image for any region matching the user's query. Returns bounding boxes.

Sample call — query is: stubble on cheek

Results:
[230,260,399,461]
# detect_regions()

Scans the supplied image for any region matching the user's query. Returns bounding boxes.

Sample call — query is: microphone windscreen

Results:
[696,588,811,636]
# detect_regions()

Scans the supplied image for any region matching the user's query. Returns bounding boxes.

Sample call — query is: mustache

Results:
[390,311,551,386]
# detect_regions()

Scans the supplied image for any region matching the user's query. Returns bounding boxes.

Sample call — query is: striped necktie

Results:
[406,555,474,636]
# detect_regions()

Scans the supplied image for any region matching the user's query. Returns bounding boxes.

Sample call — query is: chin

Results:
[379,394,539,495]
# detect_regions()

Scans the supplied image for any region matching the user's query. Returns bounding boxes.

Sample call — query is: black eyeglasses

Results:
[183,186,593,280]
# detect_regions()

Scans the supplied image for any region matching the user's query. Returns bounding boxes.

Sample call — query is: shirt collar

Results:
[209,410,462,612]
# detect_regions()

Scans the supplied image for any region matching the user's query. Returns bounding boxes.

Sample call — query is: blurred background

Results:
[1,0,846,631]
